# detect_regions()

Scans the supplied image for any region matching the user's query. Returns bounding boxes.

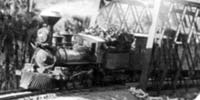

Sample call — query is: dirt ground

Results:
[54,89,138,100]
[52,87,200,100]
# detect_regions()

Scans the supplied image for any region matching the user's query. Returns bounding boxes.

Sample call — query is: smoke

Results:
[40,0,101,18]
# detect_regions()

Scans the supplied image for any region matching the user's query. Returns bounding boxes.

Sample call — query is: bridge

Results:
[96,0,200,91]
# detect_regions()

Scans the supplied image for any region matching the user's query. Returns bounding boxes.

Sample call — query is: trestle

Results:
[150,0,200,92]
[97,0,200,91]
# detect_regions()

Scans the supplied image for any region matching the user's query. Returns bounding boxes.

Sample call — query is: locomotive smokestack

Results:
[40,11,61,26]
[41,16,60,26]
[40,11,61,45]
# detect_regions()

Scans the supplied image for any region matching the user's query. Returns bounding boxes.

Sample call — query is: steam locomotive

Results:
[19,16,134,90]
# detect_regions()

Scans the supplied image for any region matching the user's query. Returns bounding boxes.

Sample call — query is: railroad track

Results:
[0,89,57,100]
[0,89,29,95]
[0,84,130,100]
[0,89,31,100]
[0,80,199,100]
[0,84,198,100]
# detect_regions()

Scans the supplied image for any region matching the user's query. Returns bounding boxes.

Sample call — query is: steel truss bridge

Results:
[97,0,200,91]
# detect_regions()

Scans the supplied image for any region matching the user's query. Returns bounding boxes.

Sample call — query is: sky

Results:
[35,0,101,18]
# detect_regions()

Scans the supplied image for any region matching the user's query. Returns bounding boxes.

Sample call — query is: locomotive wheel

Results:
[59,65,96,89]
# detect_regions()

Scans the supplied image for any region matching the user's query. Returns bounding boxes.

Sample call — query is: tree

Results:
[0,0,40,90]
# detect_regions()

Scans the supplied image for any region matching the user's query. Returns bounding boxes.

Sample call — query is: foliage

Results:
[0,0,40,90]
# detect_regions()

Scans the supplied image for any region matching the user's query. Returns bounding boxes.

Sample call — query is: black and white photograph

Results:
[0,0,200,100]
